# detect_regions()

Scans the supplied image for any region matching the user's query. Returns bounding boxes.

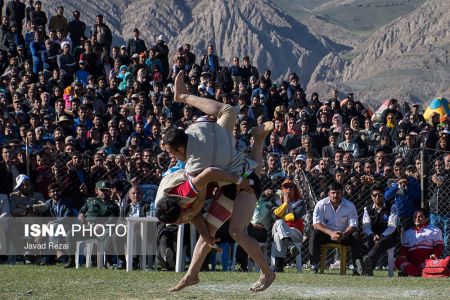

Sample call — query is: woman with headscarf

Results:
[117,65,128,80]
[118,72,131,91]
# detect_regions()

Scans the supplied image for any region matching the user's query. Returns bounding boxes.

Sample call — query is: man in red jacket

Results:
[271,179,305,272]
[395,208,444,276]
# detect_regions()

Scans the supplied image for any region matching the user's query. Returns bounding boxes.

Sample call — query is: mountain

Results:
[40,0,447,107]
[41,0,349,87]
[308,0,450,106]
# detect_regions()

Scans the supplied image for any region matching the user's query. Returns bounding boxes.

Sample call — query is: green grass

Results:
[0,265,449,299]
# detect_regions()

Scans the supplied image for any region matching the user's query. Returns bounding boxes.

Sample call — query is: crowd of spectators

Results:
[0,2,448,273]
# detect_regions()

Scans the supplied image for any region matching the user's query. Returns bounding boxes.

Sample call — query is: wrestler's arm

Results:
[191,167,251,193]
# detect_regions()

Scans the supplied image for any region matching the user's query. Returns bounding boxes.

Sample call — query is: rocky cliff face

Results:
[308,0,450,105]
[41,0,346,86]
[40,0,448,106]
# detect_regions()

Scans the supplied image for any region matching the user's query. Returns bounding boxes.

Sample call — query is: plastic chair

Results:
[75,239,105,269]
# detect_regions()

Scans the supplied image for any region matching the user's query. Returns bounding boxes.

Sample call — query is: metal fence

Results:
[9,146,449,271]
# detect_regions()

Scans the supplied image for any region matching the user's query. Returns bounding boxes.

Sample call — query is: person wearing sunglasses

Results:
[362,184,399,276]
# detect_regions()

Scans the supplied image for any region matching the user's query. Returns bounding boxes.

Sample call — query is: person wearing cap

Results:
[77,180,120,268]
[67,10,85,49]
[75,59,89,86]
[57,39,76,77]
[9,174,45,216]
[154,34,169,81]
[271,179,306,272]
[126,27,146,56]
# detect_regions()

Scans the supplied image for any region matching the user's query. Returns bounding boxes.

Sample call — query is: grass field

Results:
[1,265,449,299]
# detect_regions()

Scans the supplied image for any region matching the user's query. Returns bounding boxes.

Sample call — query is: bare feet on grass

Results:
[249,271,276,292]
[169,274,200,292]
[174,70,189,103]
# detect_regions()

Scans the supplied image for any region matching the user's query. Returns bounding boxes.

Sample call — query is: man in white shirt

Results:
[309,181,363,274]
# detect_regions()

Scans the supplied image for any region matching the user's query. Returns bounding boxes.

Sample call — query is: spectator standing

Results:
[154,34,169,81]
[384,158,421,230]
[199,44,219,79]
[67,10,85,50]
[47,5,67,33]
[126,27,146,56]
[6,0,26,35]
[90,14,112,54]
[29,0,46,28]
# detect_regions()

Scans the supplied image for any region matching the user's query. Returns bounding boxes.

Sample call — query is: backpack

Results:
[422,256,450,278]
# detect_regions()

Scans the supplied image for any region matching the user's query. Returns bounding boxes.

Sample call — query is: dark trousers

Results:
[309,229,361,266]
[363,233,398,268]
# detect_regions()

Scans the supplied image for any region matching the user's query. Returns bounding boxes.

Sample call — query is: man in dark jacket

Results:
[199,44,219,78]
[6,0,25,35]
[362,184,398,276]
[154,34,169,81]
[67,10,85,50]
[126,28,147,56]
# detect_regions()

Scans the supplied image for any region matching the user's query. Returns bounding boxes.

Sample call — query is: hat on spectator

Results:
[295,154,306,162]
[14,174,30,190]
[65,136,75,145]
[17,45,24,50]
[281,179,297,190]
[95,180,111,190]
[249,75,257,81]
[56,115,73,125]
[120,45,126,49]
[60,41,70,50]
[131,53,139,59]
[131,94,139,100]
[157,35,165,42]
[133,28,139,33]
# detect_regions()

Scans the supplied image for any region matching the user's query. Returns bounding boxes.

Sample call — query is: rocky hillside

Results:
[308,0,450,105]
[41,0,349,86]
[40,0,448,106]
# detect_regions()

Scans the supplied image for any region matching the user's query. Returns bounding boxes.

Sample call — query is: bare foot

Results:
[250,271,276,292]
[174,70,189,103]
[250,121,274,141]
[169,275,200,292]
